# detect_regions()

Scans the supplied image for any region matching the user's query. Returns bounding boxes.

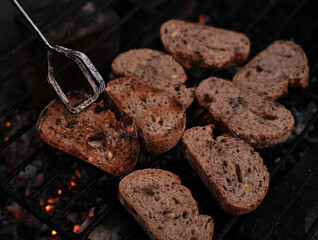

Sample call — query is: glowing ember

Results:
[4,136,9,141]
[51,230,57,235]
[5,121,11,127]
[58,189,62,195]
[198,14,206,23]
[47,198,58,204]
[45,205,54,212]
[5,204,21,219]
[75,169,81,178]
[88,208,94,217]
[99,100,104,104]
[73,225,80,233]
[70,181,77,187]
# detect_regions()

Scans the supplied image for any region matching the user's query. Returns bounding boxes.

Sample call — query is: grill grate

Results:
[1,0,318,239]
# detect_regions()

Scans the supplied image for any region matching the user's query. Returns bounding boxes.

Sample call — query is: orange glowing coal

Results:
[73,225,80,233]
[88,208,94,218]
[45,205,54,212]
[198,14,206,23]
[4,136,9,141]
[5,121,11,127]
[51,230,57,235]
[47,198,58,204]
[58,189,62,195]
[75,169,81,178]
[5,205,21,219]
[99,100,104,104]
[70,181,77,187]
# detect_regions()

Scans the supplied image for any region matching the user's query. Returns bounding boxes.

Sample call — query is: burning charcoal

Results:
[238,145,318,240]
[18,165,38,180]
[77,207,141,240]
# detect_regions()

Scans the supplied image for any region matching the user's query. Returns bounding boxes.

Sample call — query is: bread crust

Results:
[118,169,214,240]
[182,125,270,215]
[233,40,309,100]
[160,19,250,70]
[105,76,186,154]
[37,92,139,176]
[195,77,295,148]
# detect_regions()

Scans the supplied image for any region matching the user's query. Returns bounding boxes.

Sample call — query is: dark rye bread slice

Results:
[112,49,195,108]
[182,125,269,215]
[37,93,139,176]
[105,76,186,154]
[160,19,250,70]
[195,77,294,148]
[119,169,214,240]
[233,40,309,100]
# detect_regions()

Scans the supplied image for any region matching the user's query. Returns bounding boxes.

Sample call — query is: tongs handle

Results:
[11,0,105,114]
[12,0,53,50]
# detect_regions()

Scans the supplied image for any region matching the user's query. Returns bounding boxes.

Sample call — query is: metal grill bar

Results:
[0,118,37,151]
[0,181,77,239]
[122,0,182,51]
[244,0,279,34]
[263,162,318,240]
[79,202,116,240]
[28,159,73,199]
[270,110,318,182]
[265,0,309,45]
[53,172,104,219]
[1,144,48,183]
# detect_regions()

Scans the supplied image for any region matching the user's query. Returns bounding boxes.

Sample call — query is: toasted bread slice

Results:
[160,19,250,70]
[105,76,186,154]
[182,125,269,215]
[37,93,139,176]
[195,77,294,148]
[112,49,194,108]
[119,169,214,240]
[233,40,309,100]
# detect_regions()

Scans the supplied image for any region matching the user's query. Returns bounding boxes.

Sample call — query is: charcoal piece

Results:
[238,146,318,240]
[77,206,142,240]
[15,0,120,109]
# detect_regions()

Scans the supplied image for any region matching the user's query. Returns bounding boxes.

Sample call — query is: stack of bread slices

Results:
[37,18,308,240]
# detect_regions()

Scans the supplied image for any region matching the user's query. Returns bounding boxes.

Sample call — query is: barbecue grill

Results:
[1,0,318,239]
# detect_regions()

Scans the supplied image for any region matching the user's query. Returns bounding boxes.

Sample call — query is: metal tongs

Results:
[12,0,105,114]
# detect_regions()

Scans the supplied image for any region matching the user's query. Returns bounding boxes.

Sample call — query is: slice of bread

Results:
[233,40,309,100]
[119,169,214,240]
[160,19,250,70]
[195,77,294,148]
[182,125,269,215]
[112,49,195,108]
[105,76,186,154]
[37,92,139,176]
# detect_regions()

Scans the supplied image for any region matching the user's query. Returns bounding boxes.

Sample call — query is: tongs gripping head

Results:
[47,46,105,114]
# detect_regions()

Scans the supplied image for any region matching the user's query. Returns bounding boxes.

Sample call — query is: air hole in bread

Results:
[256,65,263,72]
[55,119,61,125]
[235,164,243,183]
[139,94,146,102]
[150,114,156,122]
[142,186,155,196]
[262,114,278,120]
[182,211,188,219]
